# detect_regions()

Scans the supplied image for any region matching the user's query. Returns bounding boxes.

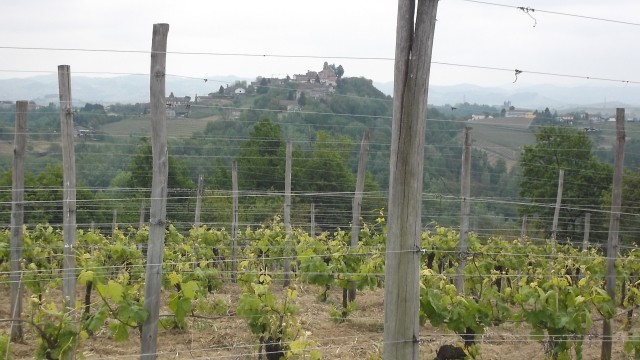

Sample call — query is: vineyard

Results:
[0,220,638,359]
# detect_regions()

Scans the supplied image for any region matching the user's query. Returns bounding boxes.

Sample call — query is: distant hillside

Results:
[2,74,640,109]
[374,81,640,109]
[468,119,536,169]
[0,74,248,105]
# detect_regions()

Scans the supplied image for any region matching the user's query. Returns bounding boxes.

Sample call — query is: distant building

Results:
[317,62,338,86]
[470,114,493,121]
[505,109,535,118]
[165,92,191,118]
[166,92,191,106]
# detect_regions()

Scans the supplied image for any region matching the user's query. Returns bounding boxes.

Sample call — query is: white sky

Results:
[1,0,639,88]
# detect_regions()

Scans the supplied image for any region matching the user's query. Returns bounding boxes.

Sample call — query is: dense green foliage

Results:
[519,126,612,242]
[1,222,639,359]
[9,76,628,242]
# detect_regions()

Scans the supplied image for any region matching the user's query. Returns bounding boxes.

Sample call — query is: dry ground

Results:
[0,283,633,359]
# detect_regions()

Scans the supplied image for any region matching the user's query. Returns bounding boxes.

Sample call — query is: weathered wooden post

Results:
[283,139,292,287]
[194,174,204,227]
[59,65,77,321]
[601,108,625,360]
[10,100,27,342]
[551,169,564,242]
[520,215,527,244]
[139,200,145,230]
[455,127,471,294]
[140,23,169,360]
[231,161,238,281]
[349,130,370,301]
[112,209,118,236]
[384,1,438,359]
[582,212,591,251]
[310,203,316,238]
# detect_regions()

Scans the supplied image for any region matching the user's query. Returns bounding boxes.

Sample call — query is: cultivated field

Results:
[100,115,219,138]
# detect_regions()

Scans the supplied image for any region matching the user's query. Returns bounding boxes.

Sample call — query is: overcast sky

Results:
[1,0,639,89]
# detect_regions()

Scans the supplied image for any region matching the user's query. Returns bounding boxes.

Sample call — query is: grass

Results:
[100,115,220,138]
[588,120,640,149]
[466,120,536,168]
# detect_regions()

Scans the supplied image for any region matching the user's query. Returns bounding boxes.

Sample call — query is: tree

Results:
[218,85,224,95]
[602,169,640,245]
[127,137,194,191]
[236,118,285,191]
[300,131,355,229]
[297,92,307,107]
[82,103,105,113]
[257,77,269,94]
[532,107,555,126]
[336,65,345,79]
[124,137,195,225]
[519,126,612,242]
[0,165,101,227]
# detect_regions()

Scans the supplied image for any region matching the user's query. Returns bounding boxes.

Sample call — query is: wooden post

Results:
[582,212,591,251]
[112,209,118,236]
[139,200,145,230]
[384,1,438,359]
[58,65,77,324]
[310,203,316,238]
[194,174,204,227]
[141,23,169,360]
[351,130,371,249]
[10,100,27,342]
[455,127,471,294]
[349,130,371,301]
[520,215,527,244]
[231,161,238,281]
[283,139,293,287]
[601,108,625,360]
[551,169,564,242]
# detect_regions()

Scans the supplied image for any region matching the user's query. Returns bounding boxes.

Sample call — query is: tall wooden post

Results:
[139,200,145,230]
[59,65,77,323]
[10,100,27,342]
[349,130,371,301]
[283,139,293,287]
[310,203,316,238]
[384,1,438,359]
[194,174,204,227]
[112,209,118,236]
[141,23,169,360]
[520,215,527,244]
[601,108,625,360]
[582,212,591,251]
[231,161,238,281]
[551,169,564,242]
[456,127,471,294]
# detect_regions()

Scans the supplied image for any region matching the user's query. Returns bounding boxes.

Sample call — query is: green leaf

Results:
[108,322,130,342]
[175,297,192,321]
[86,306,109,333]
[168,272,181,286]
[98,280,124,303]
[78,270,94,286]
[181,281,199,300]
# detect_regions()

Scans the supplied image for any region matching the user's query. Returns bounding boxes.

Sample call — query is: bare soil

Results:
[0,283,632,359]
